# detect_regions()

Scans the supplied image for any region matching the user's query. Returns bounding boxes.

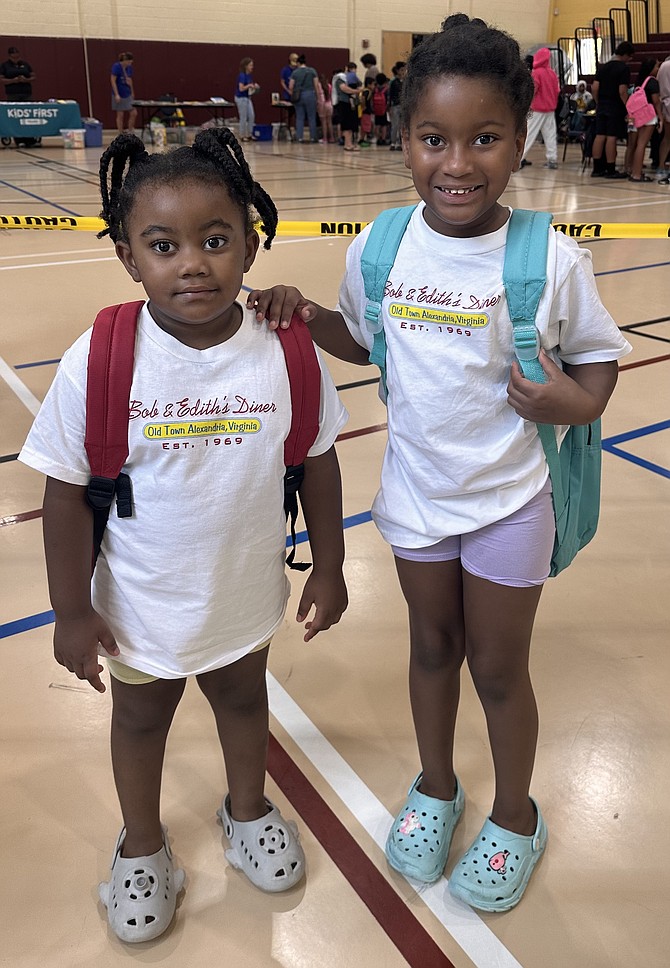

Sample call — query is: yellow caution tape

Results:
[1,214,670,239]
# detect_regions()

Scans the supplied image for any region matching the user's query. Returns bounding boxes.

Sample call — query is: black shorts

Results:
[374,114,388,125]
[595,105,627,140]
[338,101,359,133]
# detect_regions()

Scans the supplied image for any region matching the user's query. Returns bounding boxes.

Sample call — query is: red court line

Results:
[0,508,42,528]
[267,732,456,968]
[619,352,670,371]
[337,422,387,441]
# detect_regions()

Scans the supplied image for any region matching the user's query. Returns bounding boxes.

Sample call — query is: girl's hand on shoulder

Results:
[296,569,348,643]
[53,611,119,693]
[247,286,318,330]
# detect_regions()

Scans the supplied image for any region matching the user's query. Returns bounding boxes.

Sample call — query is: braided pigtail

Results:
[98,133,149,241]
[192,127,278,249]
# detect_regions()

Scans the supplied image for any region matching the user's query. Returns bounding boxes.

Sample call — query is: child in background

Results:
[358,76,375,146]
[387,61,406,150]
[334,64,362,151]
[19,127,348,942]
[317,72,335,143]
[627,57,663,181]
[346,61,362,89]
[372,72,390,145]
[247,14,630,912]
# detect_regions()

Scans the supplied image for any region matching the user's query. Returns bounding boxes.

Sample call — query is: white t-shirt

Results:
[20,304,348,678]
[337,205,631,548]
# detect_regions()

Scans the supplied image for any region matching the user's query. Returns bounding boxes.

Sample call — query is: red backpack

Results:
[84,301,321,570]
[372,85,387,116]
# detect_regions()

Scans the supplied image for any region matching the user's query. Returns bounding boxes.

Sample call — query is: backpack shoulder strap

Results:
[85,300,143,509]
[503,209,565,490]
[276,313,321,468]
[503,209,553,384]
[276,314,322,571]
[360,204,416,400]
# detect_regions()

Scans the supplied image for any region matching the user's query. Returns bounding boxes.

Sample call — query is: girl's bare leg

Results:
[110,676,187,857]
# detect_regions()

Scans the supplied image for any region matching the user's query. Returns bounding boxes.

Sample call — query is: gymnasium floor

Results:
[1,132,668,968]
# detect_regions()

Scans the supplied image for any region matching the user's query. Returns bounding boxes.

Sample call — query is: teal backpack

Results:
[360,205,601,577]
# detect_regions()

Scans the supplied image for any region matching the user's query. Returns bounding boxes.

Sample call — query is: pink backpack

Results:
[627,77,656,127]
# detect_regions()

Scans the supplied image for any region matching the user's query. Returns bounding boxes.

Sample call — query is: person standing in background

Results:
[387,61,406,151]
[590,41,634,178]
[279,52,298,141]
[280,52,298,102]
[0,47,36,101]
[289,54,319,143]
[235,57,260,142]
[361,53,379,82]
[655,53,670,181]
[110,52,137,134]
[519,47,560,169]
[316,72,335,143]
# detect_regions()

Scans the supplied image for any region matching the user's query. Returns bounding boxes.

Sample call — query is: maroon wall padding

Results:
[0,36,348,126]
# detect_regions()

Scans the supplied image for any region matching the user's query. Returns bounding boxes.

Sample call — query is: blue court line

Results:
[602,418,670,479]
[1,609,54,638]
[595,261,670,277]
[0,510,373,640]
[15,358,60,370]
[0,179,81,216]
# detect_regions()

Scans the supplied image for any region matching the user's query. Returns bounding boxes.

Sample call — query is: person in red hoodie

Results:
[519,48,560,169]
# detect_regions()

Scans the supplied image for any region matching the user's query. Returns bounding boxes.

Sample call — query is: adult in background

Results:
[361,53,379,82]
[235,57,260,142]
[0,47,36,101]
[289,54,319,143]
[519,48,560,169]
[110,52,137,134]
[279,52,298,140]
[590,41,634,178]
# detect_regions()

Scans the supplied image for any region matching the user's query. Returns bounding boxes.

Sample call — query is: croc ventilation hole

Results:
[124,868,157,900]
[238,826,299,879]
[397,811,446,858]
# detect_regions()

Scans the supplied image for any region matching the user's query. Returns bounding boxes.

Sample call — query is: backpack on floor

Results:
[626,77,656,127]
[84,301,321,571]
[360,205,602,576]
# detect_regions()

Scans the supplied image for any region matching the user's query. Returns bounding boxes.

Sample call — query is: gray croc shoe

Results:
[98,827,185,943]
[218,795,305,892]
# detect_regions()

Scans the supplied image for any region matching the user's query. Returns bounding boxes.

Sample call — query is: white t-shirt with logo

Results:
[20,304,348,677]
[337,205,631,548]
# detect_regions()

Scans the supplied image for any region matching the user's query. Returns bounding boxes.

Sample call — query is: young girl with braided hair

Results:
[249,14,630,912]
[19,127,348,942]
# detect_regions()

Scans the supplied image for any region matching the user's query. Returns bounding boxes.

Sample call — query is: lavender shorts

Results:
[392,479,554,587]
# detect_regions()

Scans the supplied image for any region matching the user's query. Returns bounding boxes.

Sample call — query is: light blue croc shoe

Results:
[448,798,547,912]
[385,773,465,883]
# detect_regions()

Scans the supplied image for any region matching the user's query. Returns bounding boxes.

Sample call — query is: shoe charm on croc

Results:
[385,773,465,883]
[98,826,185,943]
[218,795,305,892]
[448,798,547,912]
